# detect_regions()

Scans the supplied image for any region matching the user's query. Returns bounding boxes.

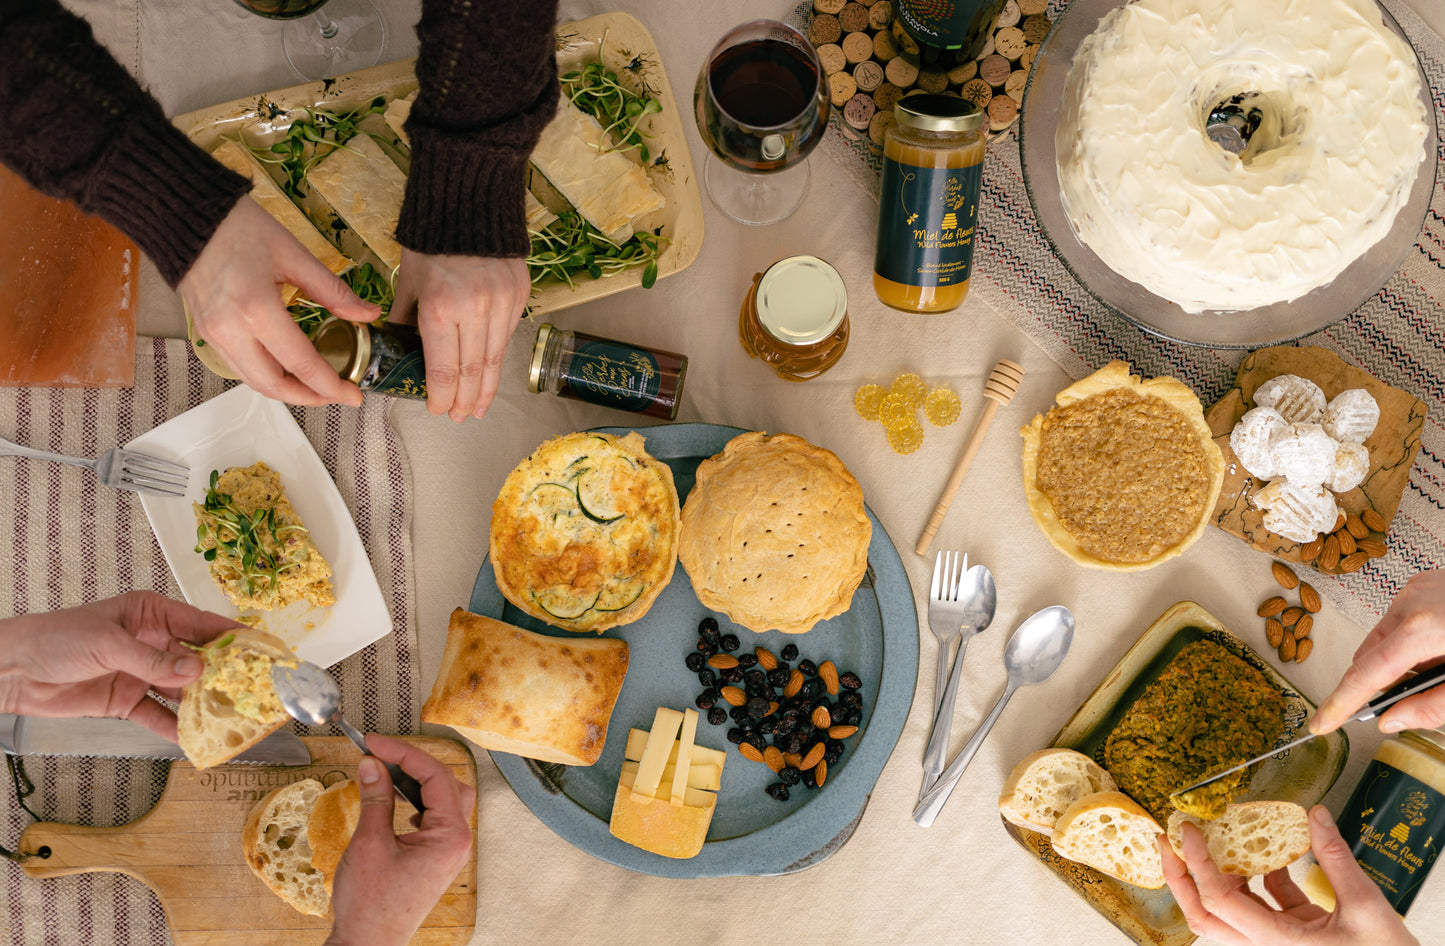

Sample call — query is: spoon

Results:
[912,605,1075,827]
[920,562,997,794]
[271,660,426,814]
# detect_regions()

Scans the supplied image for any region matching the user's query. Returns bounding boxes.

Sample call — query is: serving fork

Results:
[0,436,189,498]
[921,551,997,793]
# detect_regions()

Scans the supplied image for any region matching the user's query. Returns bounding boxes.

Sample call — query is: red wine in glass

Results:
[232,0,386,80]
[234,0,330,18]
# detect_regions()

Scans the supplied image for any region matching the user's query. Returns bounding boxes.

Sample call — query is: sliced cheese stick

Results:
[529,93,665,243]
[307,134,406,272]
[210,139,351,303]
[383,91,416,147]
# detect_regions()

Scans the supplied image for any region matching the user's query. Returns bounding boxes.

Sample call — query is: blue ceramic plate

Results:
[469,423,918,876]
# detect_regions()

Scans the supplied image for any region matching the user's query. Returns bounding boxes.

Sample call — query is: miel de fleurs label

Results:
[875,162,982,290]
[1342,759,1445,914]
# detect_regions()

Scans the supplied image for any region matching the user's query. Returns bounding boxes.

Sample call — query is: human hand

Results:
[392,248,530,422]
[325,734,476,946]
[0,591,243,741]
[179,198,379,407]
[1312,569,1445,735]
[1160,805,1418,946]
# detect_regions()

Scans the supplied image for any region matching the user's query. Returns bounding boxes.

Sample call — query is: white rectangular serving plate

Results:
[126,385,390,667]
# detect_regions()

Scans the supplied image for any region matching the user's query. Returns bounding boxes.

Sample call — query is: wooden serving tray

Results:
[15,736,476,945]
[1205,345,1427,572]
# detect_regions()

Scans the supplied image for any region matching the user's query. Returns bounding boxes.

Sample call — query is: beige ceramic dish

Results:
[1001,601,1348,946]
[173,11,704,378]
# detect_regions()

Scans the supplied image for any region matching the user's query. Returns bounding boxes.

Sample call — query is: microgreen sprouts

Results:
[288,262,394,335]
[194,469,311,598]
[248,96,389,199]
[527,212,665,290]
[561,60,662,162]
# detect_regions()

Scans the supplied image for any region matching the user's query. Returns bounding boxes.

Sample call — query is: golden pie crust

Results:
[1020,362,1224,570]
[678,432,871,634]
[490,431,679,632]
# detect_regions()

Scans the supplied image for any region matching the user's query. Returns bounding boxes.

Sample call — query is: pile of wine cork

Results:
[808,0,1051,148]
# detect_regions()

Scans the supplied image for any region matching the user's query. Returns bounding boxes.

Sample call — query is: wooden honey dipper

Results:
[915,359,1026,556]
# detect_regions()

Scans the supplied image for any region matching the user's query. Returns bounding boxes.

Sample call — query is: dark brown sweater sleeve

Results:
[0,0,250,287]
[397,0,560,259]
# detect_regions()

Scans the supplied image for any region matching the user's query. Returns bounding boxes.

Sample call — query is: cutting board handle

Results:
[17,821,146,880]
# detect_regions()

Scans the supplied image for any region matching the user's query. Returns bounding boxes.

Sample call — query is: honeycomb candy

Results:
[854,384,886,422]
[1252,480,1340,544]
[879,393,916,429]
[887,419,924,454]
[1328,442,1370,493]
[924,388,961,427]
[1270,423,1337,488]
[1323,389,1380,445]
[889,373,927,408]
[1254,375,1326,425]
[1229,406,1287,479]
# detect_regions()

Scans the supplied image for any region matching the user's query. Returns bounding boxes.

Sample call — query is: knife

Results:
[0,714,311,765]
[1172,661,1445,799]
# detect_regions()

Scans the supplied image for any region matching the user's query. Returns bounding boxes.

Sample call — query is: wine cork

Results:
[854,59,885,92]
[844,92,877,130]
[873,28,899,61]
[1018,0,1049,14]
[829,71,858,107]
[979,32,994,59]
[841,31,873,64]
[872,81,904,113]
[947,60,979,85]
[885,55,919,89]
[1004,68,1028,101]
[960,77,992,108]
[1022,14,1051,45]
[917,69,949,94]
[814,0,846,13]
[869,108,897,147]
[995,26,1027,61]
[890,21,919,56]
[1020,44,1039,74]
[810,13,842,46]
[980,54,1011,88]
[987,93,1019,130]
[869,0,892,31]
[995,0,1021,29]
[838,1,870,32]
[817,43,847,75]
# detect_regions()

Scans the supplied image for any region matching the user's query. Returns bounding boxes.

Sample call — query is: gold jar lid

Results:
[895,93,986,134]
[527,322,556,394]
[1401,728,1445,757]
[312,317,370,385]
[756,256,848,347]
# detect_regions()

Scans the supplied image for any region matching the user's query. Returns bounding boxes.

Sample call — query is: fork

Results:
[0,436,189,498]
[927,551,968,720]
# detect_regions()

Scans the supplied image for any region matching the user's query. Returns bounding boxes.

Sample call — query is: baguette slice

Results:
[177,627,293,769]
[308,779,361,892]
[243,779,329,916]
[999,748,1119,836]
[1051,791,1166,888]
[1166,801,1310,876]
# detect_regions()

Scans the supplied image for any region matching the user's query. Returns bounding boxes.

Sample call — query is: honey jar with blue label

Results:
[527,323,686,420]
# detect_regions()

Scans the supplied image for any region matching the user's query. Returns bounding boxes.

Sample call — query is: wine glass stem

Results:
[313,10,339,39]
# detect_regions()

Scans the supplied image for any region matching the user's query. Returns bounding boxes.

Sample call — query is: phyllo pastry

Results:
[306,133,406,272]
[678,432,871,634]
[490,431,680,632]
[421,609,629,766]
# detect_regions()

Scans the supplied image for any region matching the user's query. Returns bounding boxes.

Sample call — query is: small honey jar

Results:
[738,255,849,382]
[313,316,428,400]
[527,323,686,420]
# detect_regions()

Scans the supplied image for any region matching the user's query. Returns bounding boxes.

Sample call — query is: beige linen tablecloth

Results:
[8,1,1445,944]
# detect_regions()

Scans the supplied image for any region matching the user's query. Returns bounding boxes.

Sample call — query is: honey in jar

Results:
[738,255,849,381]
[873,94,986,313]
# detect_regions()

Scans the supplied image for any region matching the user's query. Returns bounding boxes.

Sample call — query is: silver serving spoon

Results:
[912,605,1075,827]
[271,660,426,814]
[920,563,998,794]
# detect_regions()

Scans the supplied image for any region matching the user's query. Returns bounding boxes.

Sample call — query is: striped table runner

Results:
[0,338,419,945]
[810,0,1445,630]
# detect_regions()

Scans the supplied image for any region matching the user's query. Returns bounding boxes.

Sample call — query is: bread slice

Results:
[177,627,293,769]
[1051,791,1166,888]
[308,779,361,892]
[999,748,1119,836]
[1166,801,1310,876]
[242,777,359,916]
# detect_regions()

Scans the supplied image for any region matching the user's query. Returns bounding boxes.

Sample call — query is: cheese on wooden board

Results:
[611,707,725,859]
[307,134,406,272]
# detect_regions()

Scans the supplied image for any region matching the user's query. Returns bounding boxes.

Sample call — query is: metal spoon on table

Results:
[271,660,427,814]
[913,605,1075,828]
[920,563,997,795]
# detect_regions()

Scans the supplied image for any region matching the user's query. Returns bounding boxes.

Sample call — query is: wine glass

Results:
[233,0,387,81]
[694,20,829,226]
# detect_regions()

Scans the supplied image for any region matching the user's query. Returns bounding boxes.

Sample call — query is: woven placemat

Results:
[0,338,419,945]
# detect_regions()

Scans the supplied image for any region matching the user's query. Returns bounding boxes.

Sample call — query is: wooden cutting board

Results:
[15,736,476,945]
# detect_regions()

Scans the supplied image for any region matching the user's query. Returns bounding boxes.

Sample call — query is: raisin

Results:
[783,733,804,755]
[707,706,728,726]
[746,733,766,751]
[730,705,750,723]
[737,653,758,669]
[685,652,705,672]
[697,669,716,688]
[721,667,744,684]
[846,710,862,726]
[802,678,823,700]
[824,745,843,765]
[746,695,771,718]
[766,782,791,801]
[781,643,800,661]
[802,767,818,789]
[699,616,719,638]
[695,689,718,710]
[745,669,768,687]
[727,727,746,744]
[696,638,717,657]
[757,716,777,735]
[767,668,791,688]
[720,634,741,652]
[840,671,862,690]
[779,765,802,785]
[799,659,818,676]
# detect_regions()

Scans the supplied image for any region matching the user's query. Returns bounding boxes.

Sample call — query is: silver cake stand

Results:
[1019,0,1438,349]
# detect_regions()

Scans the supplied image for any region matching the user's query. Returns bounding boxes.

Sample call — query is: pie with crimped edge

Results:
[490,431,679,633]
[1020,361,1224,571]
[678,431,871,634]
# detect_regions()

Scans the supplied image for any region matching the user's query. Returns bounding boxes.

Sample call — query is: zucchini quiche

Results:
[490,431,680,633]
[1020,361,1224,570]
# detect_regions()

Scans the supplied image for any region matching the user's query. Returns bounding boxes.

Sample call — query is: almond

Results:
[1345,513,1369,539]
[1299,537,1324,562]
[754,647,778,671]
[1281,607,1306,627]
[1340,551,1370,573]
[1361,508,1388,532]
[1257,596,1288,617]
[1336,528,1357,556]
[1293,614,1313,640]
[1358,538,1388,557]
[1333,511,1346,532]
[819,660,840,695]
[828,724,859,739]
[801,742,826,770]
[739,742,765,764]
[1279,635,1297,661]
[783,752,803,769]
[1271,561,1299,589]
[720,685,747,706]
[762,745,785,772]
[1265,618,1284,648]
[1320,534,1342,571]
[708,654,739,669]
[767,701,779,717]
[1299,582,1322,613]
[1296,637,1314,663]
[783,668,804,698]
[815,758,828,787]
[811,705,832,728]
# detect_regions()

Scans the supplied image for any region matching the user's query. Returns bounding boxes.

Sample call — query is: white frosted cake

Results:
[1057,0,1429,314]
